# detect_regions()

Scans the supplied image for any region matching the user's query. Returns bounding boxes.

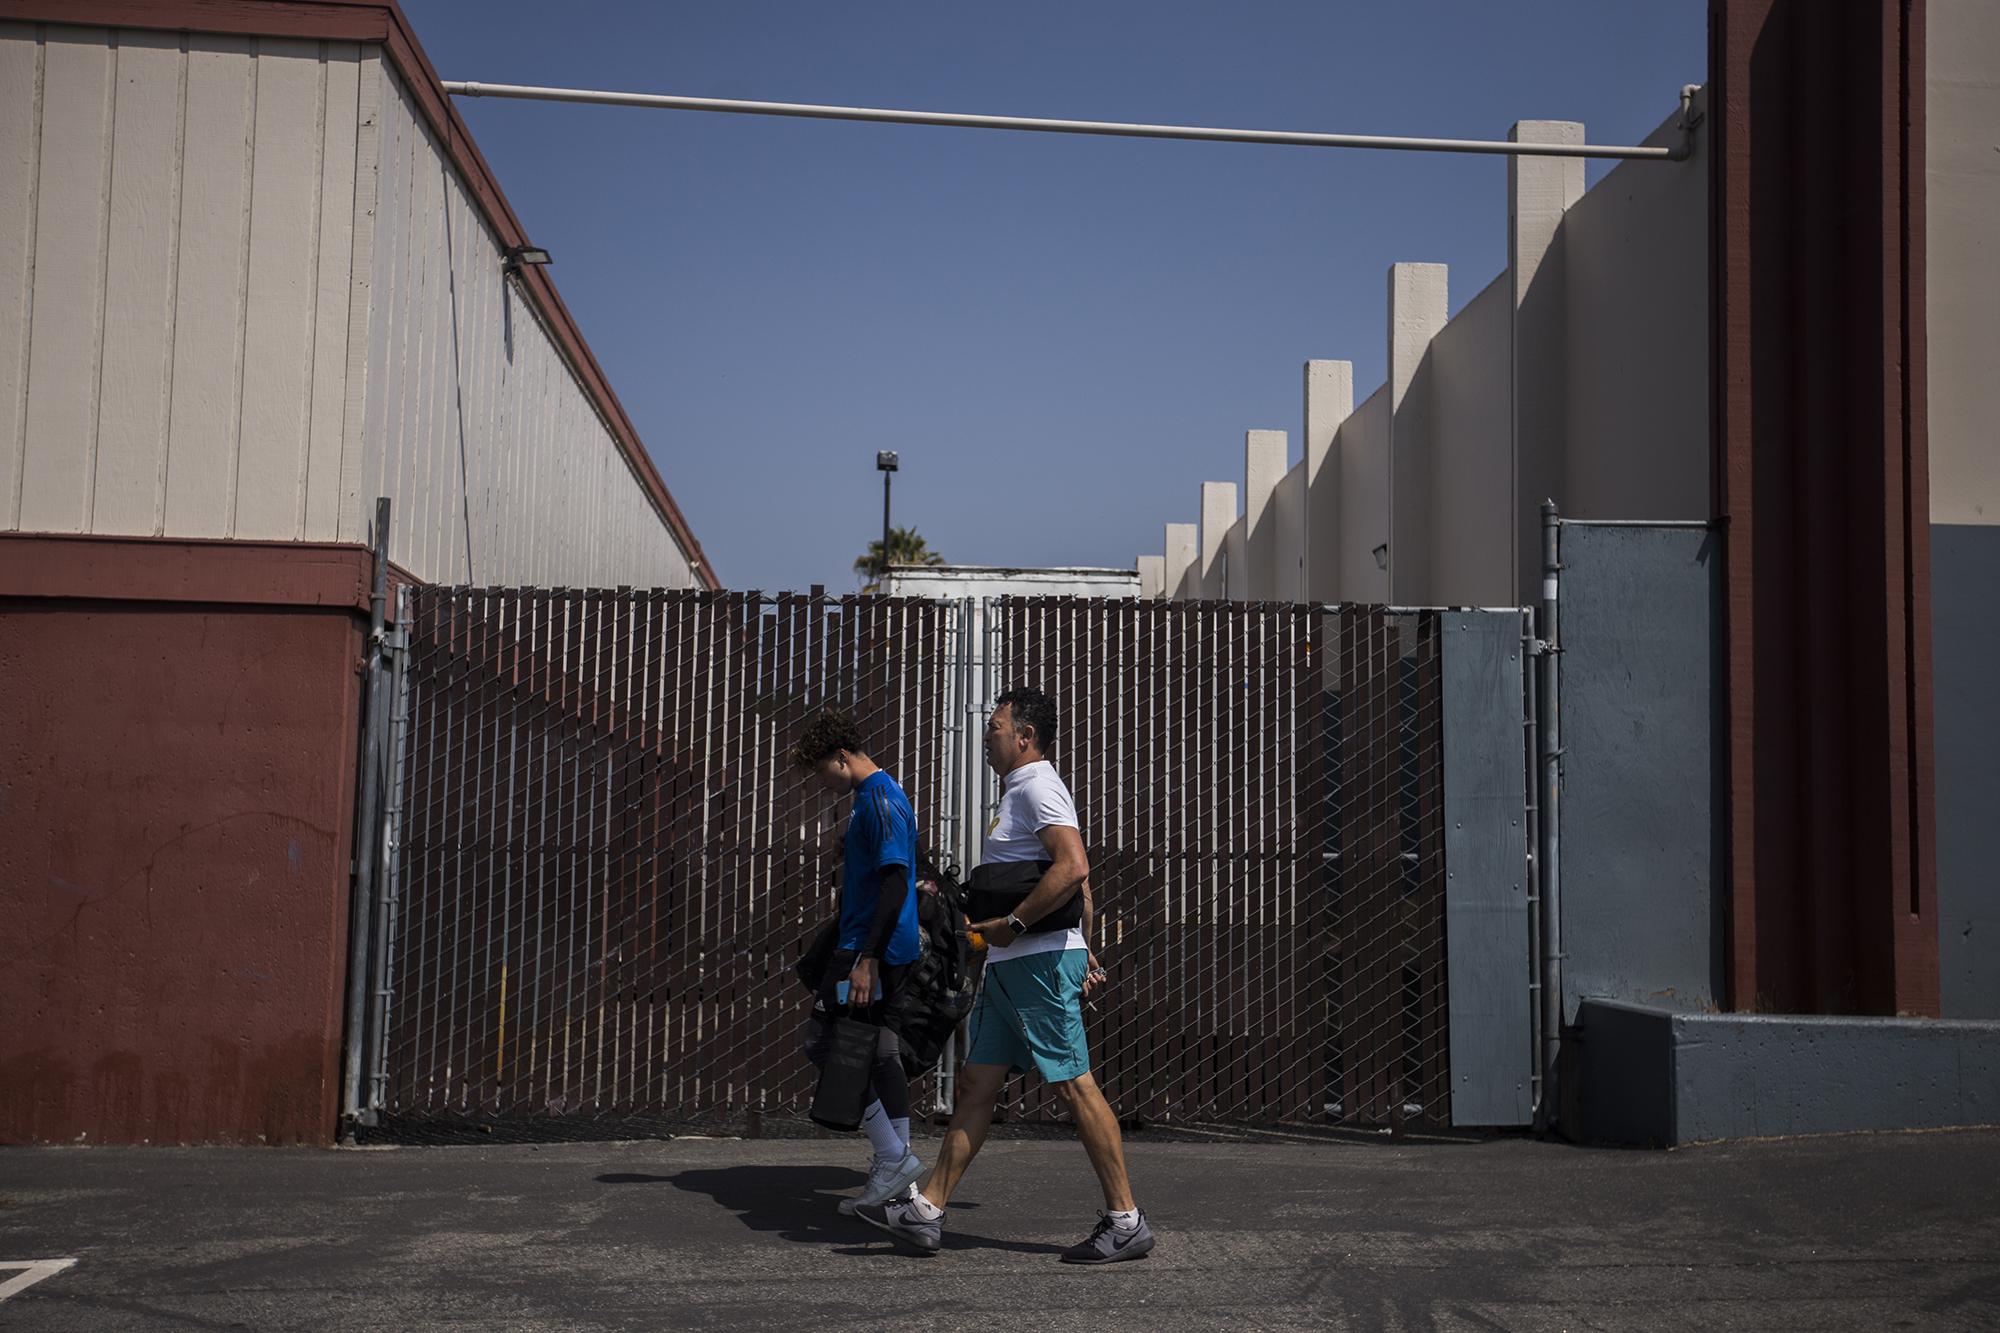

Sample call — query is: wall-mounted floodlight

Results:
[1372,543,1390,571]
[504,244,553,273]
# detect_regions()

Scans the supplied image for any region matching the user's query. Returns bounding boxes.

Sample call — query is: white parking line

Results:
[0,1259,77,1302]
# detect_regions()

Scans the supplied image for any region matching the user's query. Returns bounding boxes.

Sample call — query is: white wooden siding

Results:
[353,59,694,587]
[0,23,700,589]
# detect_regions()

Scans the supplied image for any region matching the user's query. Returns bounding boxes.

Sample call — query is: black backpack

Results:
[883,847,979,1076]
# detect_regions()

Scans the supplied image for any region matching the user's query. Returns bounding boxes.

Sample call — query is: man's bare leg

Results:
[1051,1071,1136,1212]
[916,1061,1008,1209]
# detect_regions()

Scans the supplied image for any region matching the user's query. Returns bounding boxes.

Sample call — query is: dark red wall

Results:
[1710,0,1938,1015]
[0,536,371,1144]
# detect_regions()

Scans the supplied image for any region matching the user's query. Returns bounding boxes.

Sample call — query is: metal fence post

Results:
[1523,607,1545,1126]
[1535,501,1565,1133]
[364,586,414,1117]
[340,498,392,1136]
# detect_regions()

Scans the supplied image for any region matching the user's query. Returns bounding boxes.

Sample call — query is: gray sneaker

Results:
[839,1152,925,1215]
[1059,1210,1155,1265]
[855,1191,943,1254]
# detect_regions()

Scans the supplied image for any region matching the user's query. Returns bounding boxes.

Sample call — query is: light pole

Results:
[876,451,898,588]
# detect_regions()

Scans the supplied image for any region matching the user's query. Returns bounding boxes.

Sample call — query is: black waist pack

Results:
[966,860,1083,934]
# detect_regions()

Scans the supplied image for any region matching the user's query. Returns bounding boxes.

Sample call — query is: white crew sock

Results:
[905,1191,945,1221]
[891,1116,911,1158]
[1106,1207,1141,1230]
[860,1101,903,1162]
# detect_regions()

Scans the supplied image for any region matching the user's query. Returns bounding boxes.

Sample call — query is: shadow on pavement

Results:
[616,1166,1060,1258]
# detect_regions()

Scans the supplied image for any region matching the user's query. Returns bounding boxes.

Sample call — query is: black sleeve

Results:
[859,864,910,960]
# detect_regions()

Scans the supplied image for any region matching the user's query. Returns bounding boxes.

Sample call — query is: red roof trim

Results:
[0,0,719,589]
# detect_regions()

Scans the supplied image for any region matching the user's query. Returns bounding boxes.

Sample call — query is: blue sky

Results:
[402,1,1705,592]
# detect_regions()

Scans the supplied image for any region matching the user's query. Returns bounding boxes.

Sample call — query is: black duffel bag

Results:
[965,859,1083,934]
[808,1008,882,1131]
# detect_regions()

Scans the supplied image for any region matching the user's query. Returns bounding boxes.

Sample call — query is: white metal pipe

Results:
[443,80,1689,162]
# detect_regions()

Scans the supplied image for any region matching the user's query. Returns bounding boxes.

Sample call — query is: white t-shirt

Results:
[982,760,1087,962]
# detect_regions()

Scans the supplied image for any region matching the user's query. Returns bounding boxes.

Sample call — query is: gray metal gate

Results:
[343,589,1535,1139]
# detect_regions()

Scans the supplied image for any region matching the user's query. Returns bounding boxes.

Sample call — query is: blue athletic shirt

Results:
[839,770,922,965]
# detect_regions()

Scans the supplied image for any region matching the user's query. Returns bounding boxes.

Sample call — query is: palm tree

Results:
[855,526,945,592]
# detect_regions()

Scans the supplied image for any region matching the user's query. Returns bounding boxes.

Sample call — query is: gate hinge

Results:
[1526,638,1561,657]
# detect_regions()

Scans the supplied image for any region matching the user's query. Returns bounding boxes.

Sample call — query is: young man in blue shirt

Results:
[793,708,926,1214]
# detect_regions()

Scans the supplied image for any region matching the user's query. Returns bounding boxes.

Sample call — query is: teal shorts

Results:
[965,948,1091,1083]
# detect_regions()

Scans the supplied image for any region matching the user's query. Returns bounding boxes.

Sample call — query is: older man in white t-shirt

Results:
[859,686,1155,1265]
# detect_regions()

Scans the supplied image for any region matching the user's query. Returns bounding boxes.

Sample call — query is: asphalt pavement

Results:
[3,1125,1997,1331]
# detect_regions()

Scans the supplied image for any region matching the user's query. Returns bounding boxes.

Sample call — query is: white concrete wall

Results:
[886,564,1140,600]
[1429,273,1513,607]
[1136,554,1164,600]
[1199,481,1235,598]
[1303,359,1353,602]
[1222,513,1246,600]
[0,24,702,589]
[1929,0,2000,527]
[1143,93,1709,611]
[1242,429,1286,600]
[1508,120,1585,607]
[1388,263,1448,605]
[1273,461,1305,602]
[1338,387,1391,604]
[1562,96,1710,526]
[1164,521,1197,600]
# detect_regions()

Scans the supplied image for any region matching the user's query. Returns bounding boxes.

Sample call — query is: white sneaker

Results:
[839,1152,924,1215]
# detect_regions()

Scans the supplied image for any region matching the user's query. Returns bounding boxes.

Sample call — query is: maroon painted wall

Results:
[1710,0,1939,1015]
[0,536,371,1144]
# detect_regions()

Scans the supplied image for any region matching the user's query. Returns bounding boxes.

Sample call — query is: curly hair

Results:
[996,685,1058,756]
[790,707,868,772]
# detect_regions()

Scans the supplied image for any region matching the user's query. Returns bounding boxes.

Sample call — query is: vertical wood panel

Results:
[0,23,43,527]
[161,33,253,538]
[461,179,497,578]
[303,40,359,539]
[432,158,465,581]
[426,167,462,581]
[406,125,443,579]
[91,30,183,534]
[19,27,114,532]
[234,38,325,539]
[333,47,378,546]
[373,61,416,568]
[386,85,423,571]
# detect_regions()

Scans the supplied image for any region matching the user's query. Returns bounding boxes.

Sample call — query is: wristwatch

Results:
[1005,914,1029,938]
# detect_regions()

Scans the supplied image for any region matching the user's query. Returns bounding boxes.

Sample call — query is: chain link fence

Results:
[372,588,957,1137]
[362,589,1448,1139]
[982,600,1449,1128]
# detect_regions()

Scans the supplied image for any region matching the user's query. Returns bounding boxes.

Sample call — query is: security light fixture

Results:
[503,244,553,272]
[876,451,899,472]
[1372,543,1389,571]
